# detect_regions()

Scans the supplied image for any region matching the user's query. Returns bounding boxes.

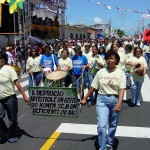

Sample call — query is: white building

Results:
[60,24,88,40]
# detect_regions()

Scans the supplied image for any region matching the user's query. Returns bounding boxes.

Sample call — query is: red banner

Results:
[143,29,150,42]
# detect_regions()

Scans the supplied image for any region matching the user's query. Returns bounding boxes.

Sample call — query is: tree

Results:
[114,29,126,36]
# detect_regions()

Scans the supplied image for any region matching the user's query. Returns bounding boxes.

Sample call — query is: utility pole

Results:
[109,18,111,36]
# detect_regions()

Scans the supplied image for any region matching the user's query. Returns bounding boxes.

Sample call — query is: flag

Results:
[9,0,17,14]
[9,0,24,14]
[17,0,24,9]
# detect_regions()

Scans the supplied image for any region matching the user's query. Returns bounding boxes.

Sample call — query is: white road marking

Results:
[15,80,29,90]
[56,123,150,138]
[123,74,150,101]
[17,90,29,98]
[141,74,150,102]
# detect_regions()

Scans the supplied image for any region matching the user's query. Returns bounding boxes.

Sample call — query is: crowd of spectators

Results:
[31,15,59,26]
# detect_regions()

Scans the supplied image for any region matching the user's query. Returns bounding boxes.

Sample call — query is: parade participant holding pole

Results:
[26,47,42,86]
[80,50,126,150]
[0,51,29,143]
[71,45,88,97]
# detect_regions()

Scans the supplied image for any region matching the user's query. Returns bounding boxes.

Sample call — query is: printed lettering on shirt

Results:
[44,60,52,67]
[100,76,120,87]
[73,60,82,68]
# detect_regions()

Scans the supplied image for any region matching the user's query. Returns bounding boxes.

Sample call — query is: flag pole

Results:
[0,4,2,28]
[13,12,16,45]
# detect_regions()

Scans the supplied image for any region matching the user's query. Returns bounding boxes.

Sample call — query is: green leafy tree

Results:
[114,29,126,36]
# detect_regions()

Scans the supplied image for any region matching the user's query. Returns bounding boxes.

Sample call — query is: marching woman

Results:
[126,47,148,106]
[111,43,127,72]
[71,45,88,97]
[40,45,58,73]
[26,47,42,86]
[81,50,126,150]
[58,49,73,87]
[0,51,29,143]
[87,45,104,106]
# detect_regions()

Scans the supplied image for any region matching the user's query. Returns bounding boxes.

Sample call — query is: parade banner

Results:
[28,87,79,118]
[0,4,2,27]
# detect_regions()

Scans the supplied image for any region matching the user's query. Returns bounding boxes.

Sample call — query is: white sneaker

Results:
[136,102,140,107]
[106,145,113,150]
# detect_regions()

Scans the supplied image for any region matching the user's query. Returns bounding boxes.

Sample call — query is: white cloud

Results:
[94,17,105,24]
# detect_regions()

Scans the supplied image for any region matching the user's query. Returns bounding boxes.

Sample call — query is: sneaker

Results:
[7,137,18,143]
[0,138,7,144]
[136,102,140,107]
[130,102,135,107]
[106,146,113,150]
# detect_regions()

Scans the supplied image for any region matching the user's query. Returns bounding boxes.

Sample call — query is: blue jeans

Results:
[96,94,119,150]
[29,72,42,86]
[144,53,150,64]
[130,80,142,104]
[0,94,19,142]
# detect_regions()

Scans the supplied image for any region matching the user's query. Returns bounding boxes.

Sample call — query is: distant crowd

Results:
[31,15,59,26]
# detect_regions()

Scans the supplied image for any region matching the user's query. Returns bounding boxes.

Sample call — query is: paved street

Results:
[0,70,150,150]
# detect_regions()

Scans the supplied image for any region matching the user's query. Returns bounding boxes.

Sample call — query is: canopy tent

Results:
[30,0,67,11]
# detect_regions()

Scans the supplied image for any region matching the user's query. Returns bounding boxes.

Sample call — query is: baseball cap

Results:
[73,45,81,51]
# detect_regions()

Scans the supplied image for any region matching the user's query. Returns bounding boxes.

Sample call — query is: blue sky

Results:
[65,0,150,35]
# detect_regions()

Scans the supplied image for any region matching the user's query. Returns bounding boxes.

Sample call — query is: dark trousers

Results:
[0,95,18,140]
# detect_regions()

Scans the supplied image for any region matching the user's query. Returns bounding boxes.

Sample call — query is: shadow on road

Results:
[18,128,49,140]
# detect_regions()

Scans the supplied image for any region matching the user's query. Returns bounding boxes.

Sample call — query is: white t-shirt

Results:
[88,54,104,69]
[83,51,92,62]
[91,68,126,95]
[6,51,14,65]
[125,53,133,72]
[117,52,127,71]
[128,56,147,82]
[58,48,75,58]
[0,65,18,99]
[58,57,73,74]
[26,56,41,72]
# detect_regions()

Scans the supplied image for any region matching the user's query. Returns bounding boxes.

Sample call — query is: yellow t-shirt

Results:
[91,68,126,95]
[0,65,18,99]
[26,56,41,72]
